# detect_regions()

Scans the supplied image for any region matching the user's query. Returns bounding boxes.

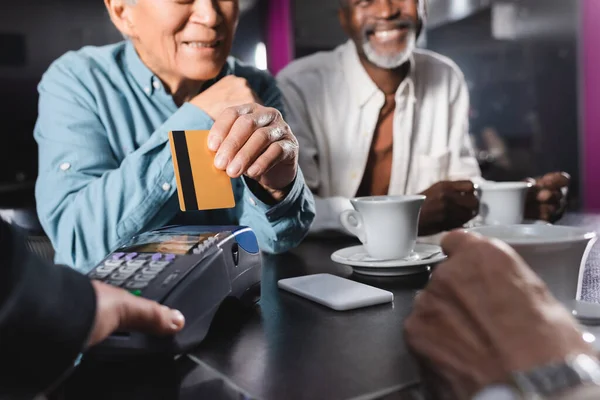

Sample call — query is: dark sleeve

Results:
[0,219,97,399]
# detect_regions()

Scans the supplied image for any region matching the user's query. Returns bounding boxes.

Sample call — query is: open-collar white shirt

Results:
[277,40,482,233]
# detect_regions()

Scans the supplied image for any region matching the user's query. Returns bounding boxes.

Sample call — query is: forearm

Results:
[39,149,177,271]
[37,103,214,271]
[0,219,96,398]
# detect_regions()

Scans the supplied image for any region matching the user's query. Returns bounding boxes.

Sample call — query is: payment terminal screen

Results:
[121,232,218,255]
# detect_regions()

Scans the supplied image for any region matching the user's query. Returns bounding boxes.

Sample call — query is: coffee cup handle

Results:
[472,183,483,218]
[473,183,482,199]
[340,210,367,244]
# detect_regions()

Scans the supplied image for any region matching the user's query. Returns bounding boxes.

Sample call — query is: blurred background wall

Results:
[0,0,597,227]
[291,0,585,210]
[583,0,600,212]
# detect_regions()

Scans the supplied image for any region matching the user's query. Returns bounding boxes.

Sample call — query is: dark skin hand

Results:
[418,171,569,236]
[418,181,479,236]
[404,230,595,400]
[525,172,570,223]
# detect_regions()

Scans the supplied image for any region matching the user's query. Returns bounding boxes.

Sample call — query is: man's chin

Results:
[364,50,412,69]
[367,42,409,58]
[180,64,225,83]
[361,37,416,69]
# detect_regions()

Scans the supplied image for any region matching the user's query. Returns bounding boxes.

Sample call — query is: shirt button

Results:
[152,80,161,90]
[144,87,151,95]
[248,197,257,206]
[60,162,71,171]
[351,172,358,179]
[162,182,171,192]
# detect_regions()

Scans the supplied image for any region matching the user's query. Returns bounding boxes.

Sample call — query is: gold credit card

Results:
[168,130,235,211]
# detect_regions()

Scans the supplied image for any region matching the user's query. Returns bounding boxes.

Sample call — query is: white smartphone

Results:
[277,273,394,311]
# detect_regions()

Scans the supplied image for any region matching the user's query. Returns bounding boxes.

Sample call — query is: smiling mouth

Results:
[372,29,406,41]
[182,40,222,49]
[365,22,412,43]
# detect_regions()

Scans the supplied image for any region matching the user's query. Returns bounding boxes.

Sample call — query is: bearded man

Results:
[276,0,569,236]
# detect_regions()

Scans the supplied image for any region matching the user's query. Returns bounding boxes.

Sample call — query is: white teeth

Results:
[373,30,402,40]
[374,30,396,38]
[185,41,217,48]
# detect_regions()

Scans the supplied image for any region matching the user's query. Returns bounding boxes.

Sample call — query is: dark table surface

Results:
[52,213,600,400]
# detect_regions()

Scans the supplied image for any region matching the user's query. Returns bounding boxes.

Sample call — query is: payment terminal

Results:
[86,225,262,355]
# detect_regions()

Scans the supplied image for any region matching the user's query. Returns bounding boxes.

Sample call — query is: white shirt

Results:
[277,40,482,233]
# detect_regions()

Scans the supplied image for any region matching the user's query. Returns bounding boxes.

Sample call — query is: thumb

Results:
[117,294,186,335]
[536,189,554,202]
[538,172,570,189]
[440,229,480,257]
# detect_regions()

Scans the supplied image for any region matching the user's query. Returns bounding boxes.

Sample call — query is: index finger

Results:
[536,188,561,204]
[447,180,476,193]
[538,172,570,189]
[119,295,186,335]
[207,103,257,151]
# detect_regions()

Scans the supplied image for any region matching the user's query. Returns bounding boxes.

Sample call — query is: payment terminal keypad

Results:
[88,236,217,296]
[89,235,220,295]
[89,253,178,292]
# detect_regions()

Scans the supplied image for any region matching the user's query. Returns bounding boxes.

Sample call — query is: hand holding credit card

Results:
[169,102,299,211]
[169,130,235,211]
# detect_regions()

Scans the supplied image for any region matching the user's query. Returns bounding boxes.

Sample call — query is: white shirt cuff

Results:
[473,385,520,400]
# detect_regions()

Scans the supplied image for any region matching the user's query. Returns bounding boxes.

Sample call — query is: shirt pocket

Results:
[415,150,451,193]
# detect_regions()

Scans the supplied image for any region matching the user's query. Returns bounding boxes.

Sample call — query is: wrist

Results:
[261,183,293,203]
[244,175,295,206]
[189,98,218,121]
[509,353,600,399]
[417,218,441,237]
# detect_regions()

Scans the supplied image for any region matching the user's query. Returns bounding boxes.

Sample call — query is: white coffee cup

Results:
[478,181,533,225]
[467,224,597,308]
[340,195,426,260]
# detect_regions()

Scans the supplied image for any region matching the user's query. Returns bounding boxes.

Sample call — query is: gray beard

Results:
[362,30,417,69]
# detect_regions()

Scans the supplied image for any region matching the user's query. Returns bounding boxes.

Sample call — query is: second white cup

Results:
[478,181,533,225]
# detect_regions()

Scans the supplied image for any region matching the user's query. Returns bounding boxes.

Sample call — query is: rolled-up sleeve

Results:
[238,168,314,254]
[34,62,214,272]
[447,67,482,182]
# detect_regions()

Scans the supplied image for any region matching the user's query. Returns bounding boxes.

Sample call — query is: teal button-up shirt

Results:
[34,41,315,273]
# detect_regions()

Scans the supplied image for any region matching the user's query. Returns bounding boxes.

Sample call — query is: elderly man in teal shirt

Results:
[34,0,315,272]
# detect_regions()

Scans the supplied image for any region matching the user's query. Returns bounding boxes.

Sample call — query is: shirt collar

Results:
[125,40,158,96]
[342,40,416,107]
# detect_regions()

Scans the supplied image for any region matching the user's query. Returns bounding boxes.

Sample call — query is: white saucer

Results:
[572,300,600,324]
[352,265,431,277]
[464,218,550,228]
[331,243,447,268]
